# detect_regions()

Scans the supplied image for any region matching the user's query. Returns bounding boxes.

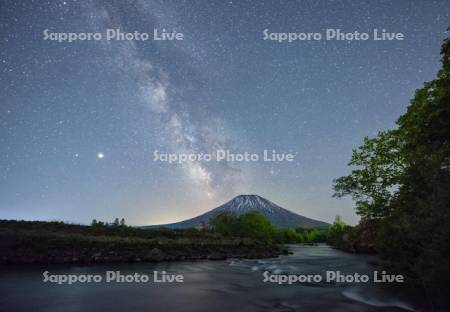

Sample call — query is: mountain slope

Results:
[146,195,329,229]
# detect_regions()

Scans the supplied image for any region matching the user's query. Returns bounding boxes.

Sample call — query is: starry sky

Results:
[1,0,449,226]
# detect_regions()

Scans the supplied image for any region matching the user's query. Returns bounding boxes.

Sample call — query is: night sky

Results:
[1,0,449,225]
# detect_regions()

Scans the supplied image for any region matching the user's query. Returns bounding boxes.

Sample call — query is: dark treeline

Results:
[0,219,221,240]
[0,218,286,264]
[332,30,450,307]
[91,218,126,227]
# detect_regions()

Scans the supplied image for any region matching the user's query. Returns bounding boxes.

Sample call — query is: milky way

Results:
[1,0,449,225]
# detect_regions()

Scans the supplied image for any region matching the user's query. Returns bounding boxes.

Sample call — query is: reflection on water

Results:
[0,245,417,312]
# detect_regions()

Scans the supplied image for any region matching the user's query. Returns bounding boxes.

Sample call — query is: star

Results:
[0,0,446,228]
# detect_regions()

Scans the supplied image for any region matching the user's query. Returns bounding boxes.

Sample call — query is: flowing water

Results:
[0,244,419,312]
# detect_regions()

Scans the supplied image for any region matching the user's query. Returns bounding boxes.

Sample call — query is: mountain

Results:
[146,194,329,229]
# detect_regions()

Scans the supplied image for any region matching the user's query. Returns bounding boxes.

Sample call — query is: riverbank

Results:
[0,220,286,264]
[328,220,378,254]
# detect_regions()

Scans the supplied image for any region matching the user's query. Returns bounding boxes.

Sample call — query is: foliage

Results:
[237,211,275,241]
[210,211,329,244]
[333,130,405,219]
[273,228,300,243]
[326,215,351,246]
[295,227,328,243]
[210,212,275,242]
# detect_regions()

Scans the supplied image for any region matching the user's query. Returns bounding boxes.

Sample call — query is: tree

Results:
[113,218,119,227]
[333,130,406,219]
[120,218,126,227]
[378,33,450,300]
[327,215,351,245]
[91,219,98,226]
[237,211,275,242]
[333,31,450,307]
[210,211,275,242]
[210,212,238,237]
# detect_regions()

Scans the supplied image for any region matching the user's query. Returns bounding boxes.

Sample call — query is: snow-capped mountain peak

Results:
[146,194,329,229]
[216,195,281,214]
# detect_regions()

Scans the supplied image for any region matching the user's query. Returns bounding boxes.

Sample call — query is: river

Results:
[0,244,419,311]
